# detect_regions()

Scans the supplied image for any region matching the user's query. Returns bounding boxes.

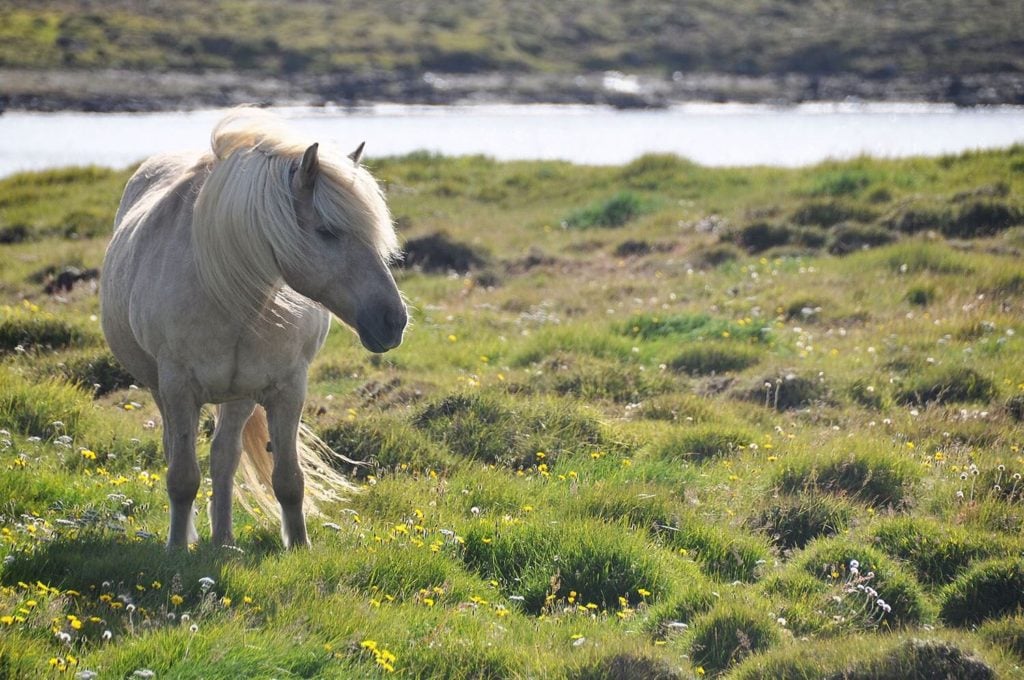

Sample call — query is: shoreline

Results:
[3,69,1024,113]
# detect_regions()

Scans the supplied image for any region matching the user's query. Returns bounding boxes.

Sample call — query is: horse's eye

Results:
[315,225,337,239]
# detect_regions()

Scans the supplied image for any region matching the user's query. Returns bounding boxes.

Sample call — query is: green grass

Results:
[1,1,1021,82]
[2,146,1024,676]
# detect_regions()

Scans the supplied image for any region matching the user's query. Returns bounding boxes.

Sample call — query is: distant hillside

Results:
[2,0,1023,108]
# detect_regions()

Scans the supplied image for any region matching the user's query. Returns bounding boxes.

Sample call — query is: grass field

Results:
[1,145,1024,677]
[2,0,1023,80]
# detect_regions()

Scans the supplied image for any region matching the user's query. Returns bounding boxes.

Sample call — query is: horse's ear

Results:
[349,142,365,165]
[299,143,319,189]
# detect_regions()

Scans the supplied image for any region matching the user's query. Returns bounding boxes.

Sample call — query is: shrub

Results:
[652,425,754,464]
[748,494,852,551]
[939,558,1024,627]
[563,191,648,229]
[399,232,487,273]
[895,365,997,406]
[688,602,780,676]
[774,449,917,507]
[413,391,608,468]
[667,343,761,376]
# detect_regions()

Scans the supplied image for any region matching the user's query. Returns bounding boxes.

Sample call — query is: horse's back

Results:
[114,151,207,230]
[103,151,208,389]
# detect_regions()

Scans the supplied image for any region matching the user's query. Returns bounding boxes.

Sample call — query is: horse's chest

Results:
[155,309,329,403]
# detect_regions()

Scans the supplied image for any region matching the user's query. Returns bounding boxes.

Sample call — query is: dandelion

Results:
[102,630,113,641]
[198,576,215,592]
[170,594,184,606]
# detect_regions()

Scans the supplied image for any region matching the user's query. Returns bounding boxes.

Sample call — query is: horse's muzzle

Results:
[356,306,407,353]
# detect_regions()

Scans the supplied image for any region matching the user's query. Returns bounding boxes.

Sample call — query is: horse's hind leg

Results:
[210,400,256,546]
[157,367,201,549]
[263,380,309,549]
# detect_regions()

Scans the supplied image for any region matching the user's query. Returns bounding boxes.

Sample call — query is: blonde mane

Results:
[192,109,400,320]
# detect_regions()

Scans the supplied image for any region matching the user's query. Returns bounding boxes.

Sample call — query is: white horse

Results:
[101,110,407,549]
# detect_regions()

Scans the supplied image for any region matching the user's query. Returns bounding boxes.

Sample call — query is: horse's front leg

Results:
[210,399,256,546]
[263,379,309,548]
[156,369,201,549]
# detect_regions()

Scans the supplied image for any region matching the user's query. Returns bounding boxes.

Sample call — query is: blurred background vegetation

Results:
[1,0,1022,92]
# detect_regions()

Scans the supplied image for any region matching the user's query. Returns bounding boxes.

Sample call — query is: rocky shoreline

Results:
[2,69,1024,113]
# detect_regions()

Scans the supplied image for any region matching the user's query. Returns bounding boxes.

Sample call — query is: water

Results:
[1,102,1023,176]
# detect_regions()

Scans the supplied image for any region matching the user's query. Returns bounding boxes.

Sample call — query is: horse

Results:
[100,109,407,549]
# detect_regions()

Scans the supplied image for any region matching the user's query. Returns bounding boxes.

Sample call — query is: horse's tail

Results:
[233,405,359,522]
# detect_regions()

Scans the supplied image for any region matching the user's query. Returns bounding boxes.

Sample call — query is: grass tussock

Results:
[870,517,1013,587]
[460,519,677,615]
[732,634,999,680]
[0,303,91,353]
[895,365,997,406]
[939,558,1024,627]
[783,537,932,628]
[0,369,90,439]
[667,342,762,376]
[774,449,918,508]
[652,424,755,463]
[688,601,781,676]
[748,493,853,551]
[413,391,610,468]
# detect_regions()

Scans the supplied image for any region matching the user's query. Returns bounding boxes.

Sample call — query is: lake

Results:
[1,102,1023,177]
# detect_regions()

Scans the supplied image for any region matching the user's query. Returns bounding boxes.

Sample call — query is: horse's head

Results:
[282,143,407,353]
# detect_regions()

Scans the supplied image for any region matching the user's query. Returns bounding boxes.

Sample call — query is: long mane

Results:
[191,108,400,320]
